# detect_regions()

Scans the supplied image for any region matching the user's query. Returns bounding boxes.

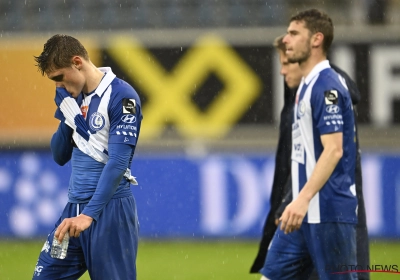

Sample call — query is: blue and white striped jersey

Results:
[291,60,357,224]
[68,67,143,203]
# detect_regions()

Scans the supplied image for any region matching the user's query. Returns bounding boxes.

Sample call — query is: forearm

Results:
[51,121,73,166]
[298,145,342,202]
[82,143,133,221]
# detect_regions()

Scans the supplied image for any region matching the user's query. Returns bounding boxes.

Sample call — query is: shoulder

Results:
[312,69,348,98]
[310,69,352,109]
[109,78,141,107]
[330,63,361,105]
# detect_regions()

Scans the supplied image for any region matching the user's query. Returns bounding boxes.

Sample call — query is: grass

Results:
[0,239,399,279]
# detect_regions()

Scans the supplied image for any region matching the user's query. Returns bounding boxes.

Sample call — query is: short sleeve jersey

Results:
[291,60,357,224]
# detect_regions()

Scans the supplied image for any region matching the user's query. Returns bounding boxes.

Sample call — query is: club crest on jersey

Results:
[324,90,338,105]
[123,98,136,114]
[89,112,106,131]
[297,100,306,117]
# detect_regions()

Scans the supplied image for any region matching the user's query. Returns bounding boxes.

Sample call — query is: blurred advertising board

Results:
[0,150,399,239]
[1,31,400,145]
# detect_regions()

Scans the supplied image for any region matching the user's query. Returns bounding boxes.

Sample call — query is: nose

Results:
[280,66,287,76]
[282,34,289,44]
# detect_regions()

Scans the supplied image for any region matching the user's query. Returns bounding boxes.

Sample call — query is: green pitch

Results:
[0,239,399,279]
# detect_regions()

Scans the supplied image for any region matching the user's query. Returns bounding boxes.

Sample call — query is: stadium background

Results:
[1,0,400,279]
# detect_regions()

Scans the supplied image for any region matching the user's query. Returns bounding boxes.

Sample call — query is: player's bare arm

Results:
[280,132,343,234]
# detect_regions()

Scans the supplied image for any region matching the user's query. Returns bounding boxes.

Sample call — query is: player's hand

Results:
[55,214,93,243]
[279,196,309,234]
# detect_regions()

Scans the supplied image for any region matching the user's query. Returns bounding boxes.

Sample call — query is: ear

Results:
[311,32,324,49]
[71,56,83,70]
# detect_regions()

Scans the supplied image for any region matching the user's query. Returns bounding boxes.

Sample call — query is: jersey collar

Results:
[304,60,330,85]
[94,67,117,97]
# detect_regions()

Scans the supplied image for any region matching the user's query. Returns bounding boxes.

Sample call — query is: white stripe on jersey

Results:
[292,160,299,199]
[92,85,112,148]
[292,72,321,223]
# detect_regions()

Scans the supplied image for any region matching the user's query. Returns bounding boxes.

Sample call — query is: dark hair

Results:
[290,9,334,54]
[273,34,286,53]
[34,34,89,75]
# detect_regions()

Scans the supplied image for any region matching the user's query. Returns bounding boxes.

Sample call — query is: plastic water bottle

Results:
[50,232,69,259]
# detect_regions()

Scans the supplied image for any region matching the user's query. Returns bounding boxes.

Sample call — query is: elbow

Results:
[332,147,343,161]
[50,134,72,166]
[54,159,67,166]
[51,144,72,166]
[55,159,68,166]
[52,153,70,166]
[50,145,68,166]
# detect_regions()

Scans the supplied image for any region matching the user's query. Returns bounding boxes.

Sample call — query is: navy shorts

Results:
[32,195,139,280]
[260,222,357,280]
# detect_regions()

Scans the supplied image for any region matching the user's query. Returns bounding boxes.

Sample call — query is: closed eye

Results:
[50,74,63,82]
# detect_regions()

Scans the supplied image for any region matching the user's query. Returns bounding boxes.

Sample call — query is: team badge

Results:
[324,90,338,105]
[89,112,106,131]
[298,100,306,117]
[123,99,136,114]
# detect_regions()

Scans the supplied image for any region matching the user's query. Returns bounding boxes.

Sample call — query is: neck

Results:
[299,51,327,79]
[82,62,104,94]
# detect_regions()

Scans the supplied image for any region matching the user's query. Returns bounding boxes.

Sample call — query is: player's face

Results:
[283,20,312,64]
[279,51,302,89]
[46,61,85,98]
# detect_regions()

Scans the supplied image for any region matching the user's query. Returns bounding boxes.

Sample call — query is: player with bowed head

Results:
[32,34,142,280]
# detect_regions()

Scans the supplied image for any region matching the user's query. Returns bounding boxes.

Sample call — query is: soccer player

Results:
[32,34,142,279]
[260,9,358,279]
[251,34,370,279]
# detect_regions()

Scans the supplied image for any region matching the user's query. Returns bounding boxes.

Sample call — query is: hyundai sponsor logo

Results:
[326,105,340,114]
[121,114,136,124]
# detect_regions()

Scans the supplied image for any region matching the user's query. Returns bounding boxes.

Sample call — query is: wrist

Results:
[298,187,314,203]
[79,213,94,221]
